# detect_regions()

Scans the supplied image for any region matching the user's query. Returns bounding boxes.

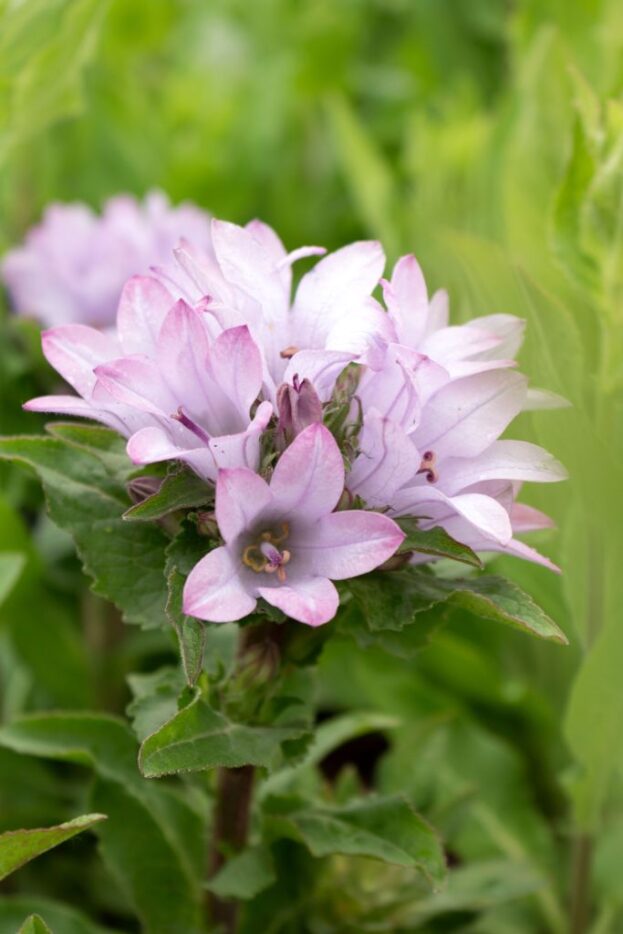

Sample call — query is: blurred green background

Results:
[1,0,622,931]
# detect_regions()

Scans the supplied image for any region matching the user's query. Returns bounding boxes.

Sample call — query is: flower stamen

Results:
[242,523,291,581]
[417,449,438,483]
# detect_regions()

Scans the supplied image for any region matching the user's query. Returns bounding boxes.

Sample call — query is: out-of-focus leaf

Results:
[264,794,445,887]
[396,519,483,568]
[0,552,26,607]
[327,94,399,255]
[139,692,310,777]
[0,713,204,934]
[396,859,546,927]
[550,117,598,292]
[262,711,399,798]
[126,668,183,743]
[18,916,53,934]
[0,0,110,167]
[0,813,106,881]
[207,845,276,900]
[0,434,169,628]
[0,897,112,934]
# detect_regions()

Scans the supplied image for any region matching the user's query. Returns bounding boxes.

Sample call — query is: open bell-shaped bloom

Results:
[183,424,405,626]
[24,276,271,481]
[349,368,567,569]
[161,218,392,401]
[2,191,213,328]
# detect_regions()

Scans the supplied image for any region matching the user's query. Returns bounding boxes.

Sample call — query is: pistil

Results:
[171,406,211,445]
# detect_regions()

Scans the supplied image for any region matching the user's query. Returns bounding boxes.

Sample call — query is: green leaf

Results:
[207,845,276,900]
[264,794,445,887]
[126,668,183,743]
[342,571,442,633]
[18,917,53,934]
[0,434,169,628]
[339,567,567,661]
[124,464,212,521]
[0,813,106,881]
[396,519,483,569]
[0,713,204,934]
[443,575,569,644]
[139,692,310,777]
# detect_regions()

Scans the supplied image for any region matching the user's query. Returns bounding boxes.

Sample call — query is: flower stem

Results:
[570,834,593,934]
[208,764,255,933]
[207,620,284,932]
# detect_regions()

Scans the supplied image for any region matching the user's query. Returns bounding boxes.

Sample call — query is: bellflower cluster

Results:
[1,191,212,327]
[24,215,566,626]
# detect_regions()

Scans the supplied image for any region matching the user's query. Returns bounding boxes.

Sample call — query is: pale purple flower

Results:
[183,424,405,626]
[349,369,567,570]
[2,191,212,328]
[25,276,271,481]
[159,218,392,401]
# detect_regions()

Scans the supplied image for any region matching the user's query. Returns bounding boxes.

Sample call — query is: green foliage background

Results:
[0,0,622,931]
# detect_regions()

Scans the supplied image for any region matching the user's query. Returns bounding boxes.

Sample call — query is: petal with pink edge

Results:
[292,240,385,347]
[291,510,405,579]
[23,394,119,430]
[94,355,175,416]
[126,425,217,481]
[208,325,264,416]
[257,575,339,627]
[270,423,344,522]
[183,547,256,622]
[382,254,429,347]
[116,276,175,357]
[510,503,555,533]
[215,468,272,543]
[41,324,119,397]
[156,300,212,405]
[394,485,513,545]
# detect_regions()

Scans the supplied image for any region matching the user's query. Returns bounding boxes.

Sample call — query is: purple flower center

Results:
[417,449,438,483]
[242,523,291,583]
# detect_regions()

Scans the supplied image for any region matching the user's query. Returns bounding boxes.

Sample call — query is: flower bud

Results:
[276,374,323,444]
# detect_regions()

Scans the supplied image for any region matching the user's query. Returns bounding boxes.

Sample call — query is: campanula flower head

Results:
[2,191,212,328]
[21,208,567,625]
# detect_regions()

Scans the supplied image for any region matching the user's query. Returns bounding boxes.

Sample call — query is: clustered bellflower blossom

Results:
[22,212,567,626]
[1,191,212,328]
